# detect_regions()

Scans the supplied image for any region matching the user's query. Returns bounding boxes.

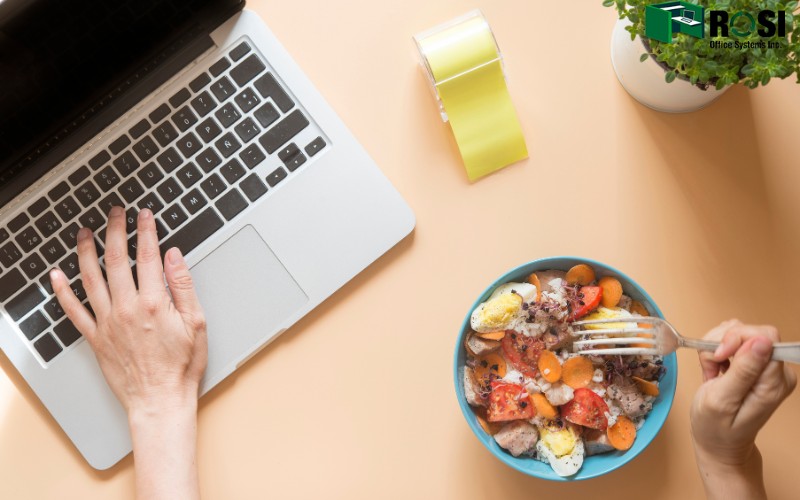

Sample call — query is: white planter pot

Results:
[610,19,729,113]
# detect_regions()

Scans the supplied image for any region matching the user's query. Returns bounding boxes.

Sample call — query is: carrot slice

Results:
[476,414,501,435]
[566,264,596,285]
[473,353,507,384]
[629,300,654,346]
[632,376,660,396]
[598,277,623,308]
[527,273,542,301]
[607,416,636,450]
[477,331,506,341]
[561,356,594,388]
[537,350,562,383]
[530,392,558,419]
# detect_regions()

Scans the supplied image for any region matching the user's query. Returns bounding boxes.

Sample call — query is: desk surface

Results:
[2,1,799,498]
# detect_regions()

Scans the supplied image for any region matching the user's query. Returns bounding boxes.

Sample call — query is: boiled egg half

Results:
[470,282,537,333]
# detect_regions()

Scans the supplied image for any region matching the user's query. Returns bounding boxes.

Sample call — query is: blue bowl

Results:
[454,256,677,481]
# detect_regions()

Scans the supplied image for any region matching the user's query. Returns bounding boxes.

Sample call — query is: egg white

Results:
[536,437,585,477]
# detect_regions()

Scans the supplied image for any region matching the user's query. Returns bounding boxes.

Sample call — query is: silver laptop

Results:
[0,0,414,469]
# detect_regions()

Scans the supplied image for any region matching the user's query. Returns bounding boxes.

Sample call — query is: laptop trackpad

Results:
[190,225,308,387]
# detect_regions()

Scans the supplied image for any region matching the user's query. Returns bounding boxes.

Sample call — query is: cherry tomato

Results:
[501,331,545,378]
[569,286,603,320]
[487,382,535,422]
[561,387,609,430]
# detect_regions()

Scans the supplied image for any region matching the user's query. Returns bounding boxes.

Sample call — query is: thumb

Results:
[164,248,204,324]
[714,336,773,410]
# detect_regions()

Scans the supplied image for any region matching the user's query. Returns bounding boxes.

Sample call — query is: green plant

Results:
[603,0,800,89]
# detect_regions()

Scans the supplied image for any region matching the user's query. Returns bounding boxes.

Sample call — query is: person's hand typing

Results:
[690,320,796,500]
[50,206,207,500]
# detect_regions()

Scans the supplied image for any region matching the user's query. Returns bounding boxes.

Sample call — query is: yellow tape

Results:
[414,10,528,181]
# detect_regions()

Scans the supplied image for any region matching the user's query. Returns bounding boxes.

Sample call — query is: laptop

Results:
[0,0,414,469]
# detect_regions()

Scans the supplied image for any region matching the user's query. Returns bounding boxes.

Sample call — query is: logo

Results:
[645,2,705,44]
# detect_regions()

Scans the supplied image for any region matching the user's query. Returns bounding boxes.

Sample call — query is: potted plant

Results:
[604,0,800,112]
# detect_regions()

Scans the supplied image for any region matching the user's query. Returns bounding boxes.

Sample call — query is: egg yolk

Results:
[539,427,577,457]
[478,294,523,330]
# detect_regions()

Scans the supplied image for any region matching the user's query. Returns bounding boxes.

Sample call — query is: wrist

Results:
[127,384,199,427]
[694,444,766,500]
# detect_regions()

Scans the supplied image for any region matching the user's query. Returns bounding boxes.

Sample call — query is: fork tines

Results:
[571,316,660,356]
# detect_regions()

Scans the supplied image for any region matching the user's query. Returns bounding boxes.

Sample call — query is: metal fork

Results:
[571,316,800,364]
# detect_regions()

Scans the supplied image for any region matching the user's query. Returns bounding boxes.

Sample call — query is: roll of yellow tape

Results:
[414,10,528,181]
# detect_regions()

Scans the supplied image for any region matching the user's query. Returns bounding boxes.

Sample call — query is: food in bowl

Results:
[462,263,666,477]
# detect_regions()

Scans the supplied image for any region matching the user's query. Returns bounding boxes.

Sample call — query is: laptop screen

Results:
[0,0,242,198]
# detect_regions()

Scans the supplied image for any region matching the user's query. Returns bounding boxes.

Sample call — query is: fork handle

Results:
[681,338,800,365]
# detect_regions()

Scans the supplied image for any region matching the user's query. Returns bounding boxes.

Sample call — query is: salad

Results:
[462,264,665,477]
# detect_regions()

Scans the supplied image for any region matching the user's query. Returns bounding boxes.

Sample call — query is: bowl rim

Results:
[453,256,677,481]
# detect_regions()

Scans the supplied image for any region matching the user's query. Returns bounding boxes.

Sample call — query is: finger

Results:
[714,325,779,361]
[50,269,97,342]
[103,206,136,299]
[135,209,165,295]
[75,227,111,315]
[698,320,741,381]
[714,336,773,410]
[164,248,205,326]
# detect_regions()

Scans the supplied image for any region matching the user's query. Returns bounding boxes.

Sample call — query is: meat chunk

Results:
[463,367,485,407]
[466,331,500,356]
[583,428,615,456]
[543,324,573,351]
[545,382,574,406]
[535,270,567,293]
[607,377,651,418]
[494,420,539,457]
[629,357,662,381]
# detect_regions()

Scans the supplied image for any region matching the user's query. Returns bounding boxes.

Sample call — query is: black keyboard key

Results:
[34,333,63,362]
[210,76,236,102]
[230,41,251,61]
[253,102,279,128]
[169,88,191,108]
[98,193,124,216]
[47,181,70,202]
[59,223,80,248]
[234,87,260,113]
[176,132,202,158]
[259,110,310,154]
[196,148,222,173]
[6,284,45,320]
[215,132,241,158]
[0,242,22,267]
[149,103,170,124]
[133,136,159,162]
[278,143,301,162]
[39,274,53,294]
[0,268,25,301]
[234,117,260,143]
[159,208,223,257]
[305,136,326,157]
[266,167,288,187]
[129,119,151,139]
[215,102,241,128]
[254,72,295,113]
[119,177,146,203]
[240,174,268,202]
[54,196,80,222]
[220,159,246,184]
[152,121,179,147]
[20,253,46,279]
[176,163,202,188]
[20,311,49,340]
[44,297,66,321]
[215,189,248,221]
[69,279,87,302]
[156,147,183,173]
[94,166,121,192]
[41,238,66,264]
[127,235,138,260]
[15,226,42,252]
[172,106,198,133]
[8,212,29,233]
[138,162,165,187]
[28,197,49,217]
[239,143,266,169]
[78,207,104,231]
[75,181,101,207]
[230,54,266,87]
[54,319,82,346]
[108,135,131,155]
[162,204,188,230]
[209,57,231,77]
[59,253,80,280]
[35,212,61,238]
[113,151,141,177]
[196,117,222,143]
[68,166,90,186]
[126,208,138,234]
[180,189,208,215]
[89,150,112,170]
[157,178,183,203]
[190,91,217,117]
[190,72,211,93]
[200,173,226,199]
[155,219,168,241]
[137,192,165,215]
[285,152,307,172]
[0,228,8,244]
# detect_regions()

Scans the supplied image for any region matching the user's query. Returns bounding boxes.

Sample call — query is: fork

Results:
[570,316,800,364]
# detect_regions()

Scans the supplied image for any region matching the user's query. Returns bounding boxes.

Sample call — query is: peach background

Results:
[1,1,799,498]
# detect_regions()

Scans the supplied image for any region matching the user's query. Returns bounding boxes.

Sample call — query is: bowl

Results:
[453,256,677,481]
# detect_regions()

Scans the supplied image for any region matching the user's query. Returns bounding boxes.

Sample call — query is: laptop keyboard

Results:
[0,39,328,365]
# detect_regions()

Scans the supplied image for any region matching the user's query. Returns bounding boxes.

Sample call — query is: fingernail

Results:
[77,227,91,241]
[109,206,123,216]
[49,268,60,283]
[752,337,772,357]
[714,344,725,358]
[168,248,184,266]
[139,208,152,220]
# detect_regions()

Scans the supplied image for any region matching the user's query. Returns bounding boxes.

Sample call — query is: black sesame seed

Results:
[480,360,488,368]
[520,401,528,408]
[491,364,499,371]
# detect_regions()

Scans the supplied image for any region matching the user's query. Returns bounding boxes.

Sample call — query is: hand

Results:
[690,320,796,499]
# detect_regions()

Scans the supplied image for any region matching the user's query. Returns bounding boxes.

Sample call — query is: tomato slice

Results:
[487,382,535,422]
[561,388,609,430]
[569,286,603,320]
[501,331,545,378]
